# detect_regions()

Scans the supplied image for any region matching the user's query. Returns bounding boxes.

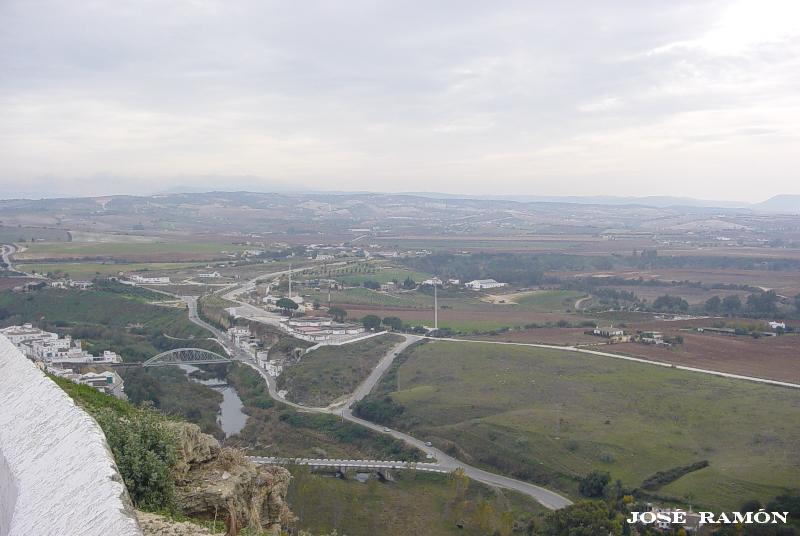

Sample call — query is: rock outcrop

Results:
[167,422,294,536]
[137,511,216,536]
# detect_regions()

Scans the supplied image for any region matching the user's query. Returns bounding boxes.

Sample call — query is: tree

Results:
[402,276,416,289]
[362,280,380,290]
[704,295,722,313]
[328,306,347,322]
[722,294,742,314]
[382,316,404,331]
[747,290,779,315]
[652,295,689,313]
[275,297,298,315]
[579,470,611,498]
[545,501,622,536]
[362,314,381,331]
[795,293,800,313]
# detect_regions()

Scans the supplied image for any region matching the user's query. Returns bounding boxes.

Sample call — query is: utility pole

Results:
[328,281,332,307]
[434,281,438,330]
[288,264,292,298]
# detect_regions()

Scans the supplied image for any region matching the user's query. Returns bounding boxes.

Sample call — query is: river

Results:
[180,364,247,437]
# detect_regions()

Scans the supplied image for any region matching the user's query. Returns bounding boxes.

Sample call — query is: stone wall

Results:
[0,335,142,536]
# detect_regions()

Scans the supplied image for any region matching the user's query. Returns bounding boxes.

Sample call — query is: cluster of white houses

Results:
[0,324,122,365]
[226,326,284,377]
[0,324,125,398]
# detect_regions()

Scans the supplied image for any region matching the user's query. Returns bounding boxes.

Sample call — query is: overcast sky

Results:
[1,0,799,201]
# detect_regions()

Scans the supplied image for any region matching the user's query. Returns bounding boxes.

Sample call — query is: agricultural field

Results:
[287,467,548,536]
[0,225,71,243]
[17,261,208,279]
[512,290,586,312]
[12,240,246,262]
[277,333,404,406]
[343,304,596,333]
[354,340,800,511]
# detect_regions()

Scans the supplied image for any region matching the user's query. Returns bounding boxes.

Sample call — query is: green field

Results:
[277,333,404,406]
[354,340,800,510]
[18,261,207,279]
[514,290,586,312]
[305,287,433,308]
[288,467,547,536]
[301,262,431,286]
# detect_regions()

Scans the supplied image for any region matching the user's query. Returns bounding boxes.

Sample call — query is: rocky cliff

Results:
[167,422,294,536]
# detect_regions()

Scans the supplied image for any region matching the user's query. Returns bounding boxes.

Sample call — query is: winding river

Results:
[180,364,247,437]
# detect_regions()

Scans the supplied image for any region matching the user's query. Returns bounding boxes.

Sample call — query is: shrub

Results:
[579,470,611,498]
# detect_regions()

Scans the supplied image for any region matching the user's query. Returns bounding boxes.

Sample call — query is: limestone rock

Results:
[168,422,294,535]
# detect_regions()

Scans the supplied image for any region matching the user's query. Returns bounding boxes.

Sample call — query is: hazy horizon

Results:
[2,0,800,201]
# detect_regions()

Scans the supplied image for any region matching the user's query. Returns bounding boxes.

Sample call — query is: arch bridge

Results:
[142,348,232,367]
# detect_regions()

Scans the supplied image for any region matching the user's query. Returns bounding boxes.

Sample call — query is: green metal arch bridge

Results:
[142,348,232,367]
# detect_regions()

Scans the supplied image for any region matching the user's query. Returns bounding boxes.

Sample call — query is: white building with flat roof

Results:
[465,279,507,290]
[130,275,170,284]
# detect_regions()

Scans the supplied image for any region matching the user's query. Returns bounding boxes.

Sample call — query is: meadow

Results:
[354,340,800,510]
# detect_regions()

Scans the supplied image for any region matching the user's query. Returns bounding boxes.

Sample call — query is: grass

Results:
[277,333,404,406]
[514,290,586,312]
[354,340,800,511]
[18,261,207,279]
[287,467,548,536]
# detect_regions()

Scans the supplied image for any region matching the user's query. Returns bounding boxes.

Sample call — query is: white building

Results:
[465,279,507,290]
[422,277,443,286]
[315,254,335,261]
[447,278,460,285]
[0,324,58,346]
[197,271,221,278]
[768,321,786,330]
[49,368,126,399]
[130,275,171,284]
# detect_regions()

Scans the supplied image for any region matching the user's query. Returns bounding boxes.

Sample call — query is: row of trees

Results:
[651,289,799,317]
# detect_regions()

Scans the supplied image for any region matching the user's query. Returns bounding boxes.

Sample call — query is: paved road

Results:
[1,244,42,278]
[183,295,573,509]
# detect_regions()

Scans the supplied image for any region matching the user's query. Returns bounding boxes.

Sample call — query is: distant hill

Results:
[400,192,750,209]
[753,195,800,214]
